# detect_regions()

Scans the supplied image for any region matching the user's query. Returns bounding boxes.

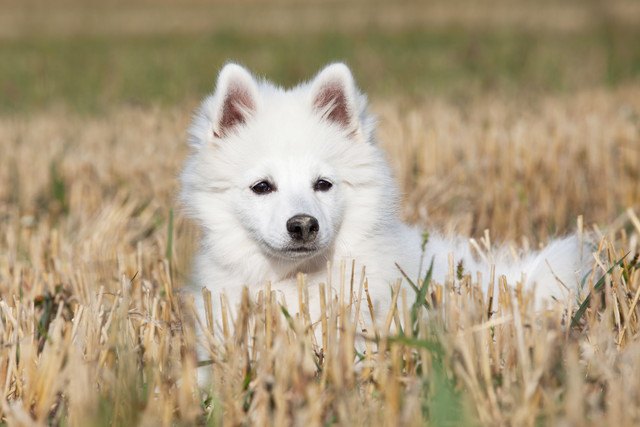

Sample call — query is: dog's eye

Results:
[251,181,275,195]
[313,179,333,192]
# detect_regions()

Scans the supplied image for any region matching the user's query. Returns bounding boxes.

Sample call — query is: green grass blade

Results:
[165,208,174,263]
[571,252,631,328]
[411,258,434,333]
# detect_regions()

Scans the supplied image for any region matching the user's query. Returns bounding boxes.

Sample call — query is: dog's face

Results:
[226,107,353,260]
[182,63,377,262]
[234,147,344,260]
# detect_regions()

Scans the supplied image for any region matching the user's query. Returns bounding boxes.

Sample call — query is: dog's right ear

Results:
[189,63,259,147]
[188,63,259,149]
[211,63,259,139]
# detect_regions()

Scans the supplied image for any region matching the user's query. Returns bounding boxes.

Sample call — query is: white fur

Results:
[180,63,590,330]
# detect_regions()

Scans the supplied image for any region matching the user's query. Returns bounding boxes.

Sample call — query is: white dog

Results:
[180,63,589,327]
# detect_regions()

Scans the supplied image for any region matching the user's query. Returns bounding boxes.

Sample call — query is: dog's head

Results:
[181,63,384,263]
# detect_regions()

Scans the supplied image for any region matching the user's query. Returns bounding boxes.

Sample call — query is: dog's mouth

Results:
[280,244,320,259]
[261,241,321,259]
[285,245,318,254]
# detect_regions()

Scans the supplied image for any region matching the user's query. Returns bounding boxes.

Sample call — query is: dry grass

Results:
[1,87,640,425]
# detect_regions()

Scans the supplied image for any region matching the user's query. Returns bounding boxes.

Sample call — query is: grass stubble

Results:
[1,87,640,425]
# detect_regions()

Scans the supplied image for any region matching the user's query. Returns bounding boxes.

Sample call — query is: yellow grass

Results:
[1,87,640,425]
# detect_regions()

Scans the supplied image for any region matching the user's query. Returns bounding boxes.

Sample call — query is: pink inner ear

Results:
[216,86,255,138]
[314,83,351,128]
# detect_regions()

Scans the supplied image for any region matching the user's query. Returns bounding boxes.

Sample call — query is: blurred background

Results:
[2,0,639,113]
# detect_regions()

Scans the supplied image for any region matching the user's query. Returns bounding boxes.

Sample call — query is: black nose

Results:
[286,214,319,243]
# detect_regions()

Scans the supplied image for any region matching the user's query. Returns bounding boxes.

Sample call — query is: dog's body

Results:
[181,63,589,325]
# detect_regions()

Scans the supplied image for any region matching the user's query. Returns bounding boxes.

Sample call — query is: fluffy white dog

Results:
[180,62,589,326]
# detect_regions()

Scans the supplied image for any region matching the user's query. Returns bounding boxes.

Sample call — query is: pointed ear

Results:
[210,63,259,139]
[309,63,360,134]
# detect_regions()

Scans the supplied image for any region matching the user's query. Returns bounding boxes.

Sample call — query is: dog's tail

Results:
[424,233,595,306]
[519,235,594,305]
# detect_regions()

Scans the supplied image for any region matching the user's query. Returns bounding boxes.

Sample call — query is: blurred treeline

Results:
[1,0,639,113]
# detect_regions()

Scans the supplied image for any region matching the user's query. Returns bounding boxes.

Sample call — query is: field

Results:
[1,1,640,425]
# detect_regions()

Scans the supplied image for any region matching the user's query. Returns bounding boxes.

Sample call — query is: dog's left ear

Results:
[310,63,362,137]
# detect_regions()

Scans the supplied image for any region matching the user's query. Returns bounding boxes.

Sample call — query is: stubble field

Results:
[1,1,640,425]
